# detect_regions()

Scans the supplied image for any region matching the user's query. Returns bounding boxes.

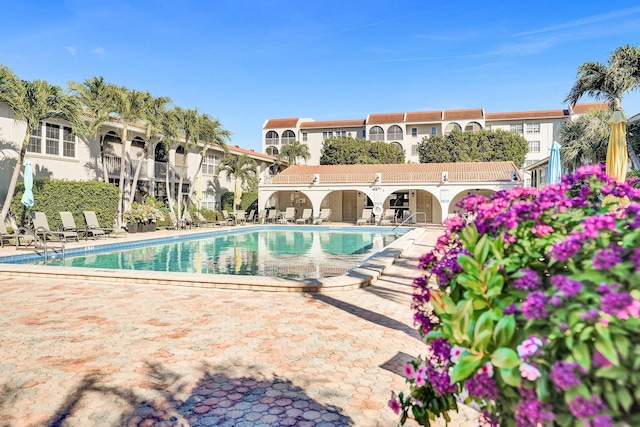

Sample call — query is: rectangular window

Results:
[528,141,540,152]
[202,153,218,175]
[485,124,492,130]
[335,130,346,137]
[322,131,334,140]
[431,127,437,135]
[361,130,366,138]
[27,123,42,153]
[411,145,418,156]
[510,123,524,134]
[525,159,537,166]
[46,123,60,155]
[411,127,417,138]
[202,190,216,210]
[526,123,540,134]
[63,126,75,157]
[302,132,307,142]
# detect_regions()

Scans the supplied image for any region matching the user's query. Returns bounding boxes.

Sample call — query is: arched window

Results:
[444,122,461,135]
[266,146,279,156]
[390,142,404,152]
[369,126,384,141]
[154,143,167,162]
[266,131,279,145]
[131,136,145,149]
[387,125,403,141]
[465,121,482,132]
[282,130,295,144]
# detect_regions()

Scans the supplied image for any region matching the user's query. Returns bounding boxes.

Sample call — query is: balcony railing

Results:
[154,161,187,179]
[266,170,516,185]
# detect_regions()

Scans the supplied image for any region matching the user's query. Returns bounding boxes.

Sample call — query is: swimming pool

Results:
[14,226,408,280]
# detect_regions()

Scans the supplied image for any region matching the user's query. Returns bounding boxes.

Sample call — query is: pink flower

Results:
[517,336,543,359]
[616,296,640,320]
[403,363,416,379]
[415,365,427,386]
[450,345,465,363]
[531,222,554,237]
[479,362,494,378]
[388,395,401,414]
[520,362,541,381]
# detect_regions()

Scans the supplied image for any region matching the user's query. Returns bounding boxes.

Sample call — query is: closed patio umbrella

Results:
[604,103,629,207]
[21,159,34,207]
[234,177,243,210]
[546,141,562,185]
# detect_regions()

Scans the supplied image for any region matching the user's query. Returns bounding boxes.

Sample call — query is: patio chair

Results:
[295,208,313,224]
[216,210,235,226]
[195,212,215,227]
[168,211,185,229]
[313,208,332,225]
[83,211,127,238]
[380,209,397,226]
[182,211,195,228]
[246,209,256,223]
[33,211,79,242]
[278,207,296,224]
[266,209,280,223]
[60,211,101,240]
[0,220,36,247]
[235,210,247,225]
[356,208,373,226]
[256,210,267,224]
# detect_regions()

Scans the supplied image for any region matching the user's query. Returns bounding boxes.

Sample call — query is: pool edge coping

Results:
[0,227,428,293]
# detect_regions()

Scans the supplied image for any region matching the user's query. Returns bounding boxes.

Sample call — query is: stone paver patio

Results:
[0,226,479,426]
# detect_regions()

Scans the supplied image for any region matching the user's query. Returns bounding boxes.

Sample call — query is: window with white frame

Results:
[411,127,417,138]
[526,123,540,134]
[387,125,403,141]
[265,130,279,145]
[46,123,60,155]
[27,122,77,158]
[63,126,75,157]
[411,144,418,156]
[322,131,334,140]
[528,141,541,152]
[27,123,42,153]
[202,190,217,210]
[335,130,347,137]
[302,132,307,142]
[525,159,537,166]
[369,126,384,141]
[202,153,218,175]
[431,126,437,135]
[510,123,524,134]
[361,130,366,138]
[282,130,295,144]
[486,124,492,130]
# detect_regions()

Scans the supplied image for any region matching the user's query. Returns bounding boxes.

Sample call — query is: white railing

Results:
[104,156,148,177]
[266,170,515,185]
[154,162,187,179]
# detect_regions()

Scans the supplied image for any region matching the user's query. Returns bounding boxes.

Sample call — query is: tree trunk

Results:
[99,134,109,183]
[165,162,175,216]
[0,129,29,223]
[127,144,146,212]
[116,124,129,227]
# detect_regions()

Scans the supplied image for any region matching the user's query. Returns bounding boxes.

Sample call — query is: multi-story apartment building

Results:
[262,103,606,186]
[0,102,277,213]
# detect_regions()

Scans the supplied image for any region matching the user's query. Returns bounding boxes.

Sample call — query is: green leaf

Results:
[473,234,490,264]
[457,254,480,275]
[618,387,633,413]
[595,366,628,380]
[493,315,516,347]
[485,275,505,298]
[499,367,522,387]
[450,352,483,383]
[491,347,520,369]
[456,274,483,293]
[614,334,630,360]
[594,334,620,366]
[461,224,479,249]
[572,341,591,371]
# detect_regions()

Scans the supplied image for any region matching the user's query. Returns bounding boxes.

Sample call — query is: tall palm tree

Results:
[278,140,310,165]
[558,108,610,172]
[112,86,149,225]
[0,66,82,222]
[68,76,118,182]
[127,93,172,212]
[564,44,640,169]
[217,153,257,212]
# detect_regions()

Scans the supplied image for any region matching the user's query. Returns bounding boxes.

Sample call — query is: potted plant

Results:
[392,165,640,426]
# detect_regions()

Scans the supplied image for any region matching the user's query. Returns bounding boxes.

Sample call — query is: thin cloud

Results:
[516,6,640,36]
[64,46,77,55]
[90,47,105,58]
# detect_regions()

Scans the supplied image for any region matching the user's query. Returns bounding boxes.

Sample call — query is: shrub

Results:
[392,164,640,426]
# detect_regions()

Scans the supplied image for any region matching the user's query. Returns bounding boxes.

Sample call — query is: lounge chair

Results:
[266,209,280,223]
[195,212,215,227]
[216,210,235,226]
[60,211,101,240]
[1,220,36,247]
[33,211,79,242]
[357,208,373,226]
[256,210,267,224]
[313,208,332,225]
[235,210,246,225]
[246,209,256,223]
[295,208,313,224]
[279,207,296,224]
[83,211,126,238]
[380,209,397,226]
[182,211,195,228]
[169,211,185,229]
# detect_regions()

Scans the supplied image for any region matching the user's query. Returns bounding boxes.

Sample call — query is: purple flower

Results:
[631,248,640,272]
[514,387,555,427]
[521,291,548,320]
[504,304,518,315]
[592,351,613,368]
[550,275,582,298]
[517,336,543,358]
[581,309,600,322]
[531,222,554,237]
[388,394,401,415]
[600,291,632,316]
[568,394,606,419]
[466,371,499,400]
[550,237,583,262]
[512,268,542,291]
[592,243,624,269]
[429,338,451,364]
[549,361,583,390]
[427,367,456,395]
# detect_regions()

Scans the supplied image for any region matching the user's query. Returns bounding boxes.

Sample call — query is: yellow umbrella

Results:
[195,174,203,209]
[604,103,629,207]
[234,177,243,209]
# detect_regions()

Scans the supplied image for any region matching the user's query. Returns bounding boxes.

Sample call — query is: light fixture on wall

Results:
[357,192,362,197]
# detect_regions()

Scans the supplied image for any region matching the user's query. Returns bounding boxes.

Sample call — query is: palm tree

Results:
[558,108,610,171]
[564,44,640,169]
[68,76,118,182]
[278,140,310,165]
[0,66,82,222]
[217,153,257,212]
[112,86,149,225]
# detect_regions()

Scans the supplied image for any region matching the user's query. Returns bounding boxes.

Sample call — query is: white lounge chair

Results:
[313,208,332,225]
[279,207,296,224]
[61,211,104,240]
[33,211,79,242]
[295,208,313,224]
[357,208,373,225]
[83,211,126,238]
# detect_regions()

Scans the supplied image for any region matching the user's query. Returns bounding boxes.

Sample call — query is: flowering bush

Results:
[124,203,164,223]
[392,165,640,427]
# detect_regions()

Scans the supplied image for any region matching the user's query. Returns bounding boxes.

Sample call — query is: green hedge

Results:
[220,191,257,212]
[11,178,119,231]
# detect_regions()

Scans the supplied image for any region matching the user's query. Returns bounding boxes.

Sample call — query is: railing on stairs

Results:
[392,212,427,232]
[17,227,66,262]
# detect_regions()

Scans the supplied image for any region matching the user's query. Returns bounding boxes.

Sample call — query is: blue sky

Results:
[1,0,639,152]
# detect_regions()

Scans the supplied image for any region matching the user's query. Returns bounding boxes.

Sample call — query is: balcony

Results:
[103,156,148,178]
[154,161,188,180]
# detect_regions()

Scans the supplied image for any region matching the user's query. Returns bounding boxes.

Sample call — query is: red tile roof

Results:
[485,109,566,120]
[300,119,365,129]
[271,162,519,184]
[443,109,484,121]
[263,118,299,128]
[228,145,277,161]
[367,113,405,124]
[571,102,609,114]
[405,111,443,122]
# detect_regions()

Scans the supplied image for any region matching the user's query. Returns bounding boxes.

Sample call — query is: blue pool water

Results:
[20,227,406,279]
